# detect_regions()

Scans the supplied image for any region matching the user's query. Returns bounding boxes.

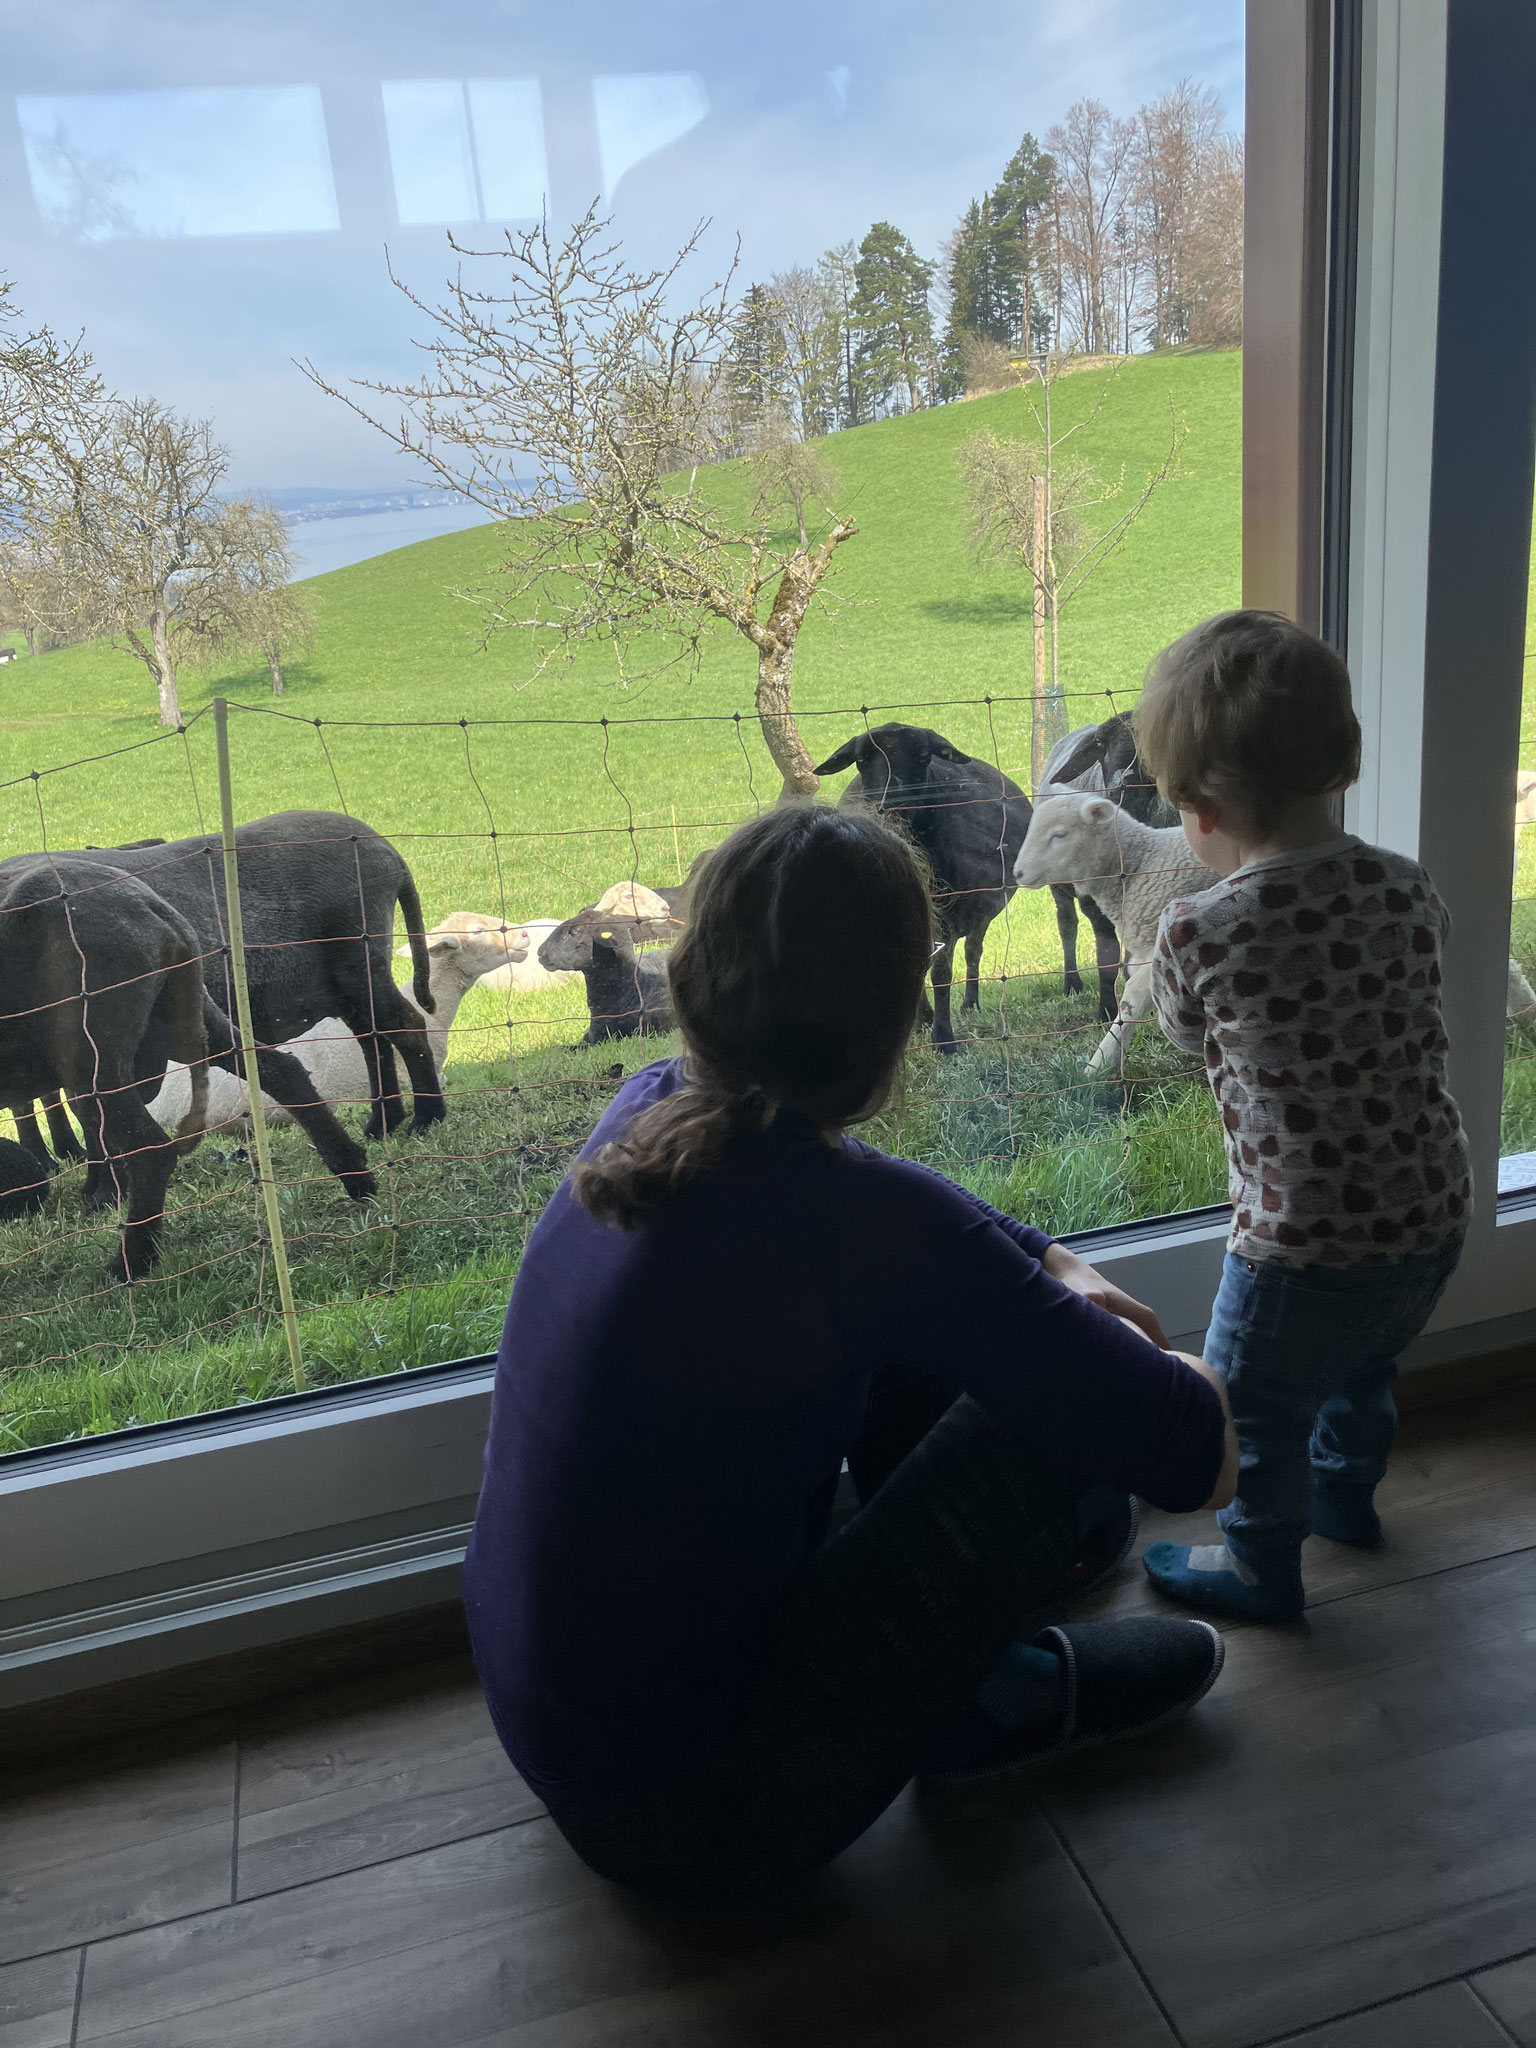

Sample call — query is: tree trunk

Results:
[151,610,181,727]
[758,636,820,800]
[266,640,285,695]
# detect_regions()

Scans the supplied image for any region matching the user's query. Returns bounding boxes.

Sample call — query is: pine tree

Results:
[993,132,1055,354]
[851,222,935,417]
[724,284,789,445]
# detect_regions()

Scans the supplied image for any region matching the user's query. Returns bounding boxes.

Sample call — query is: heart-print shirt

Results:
[1152,834,1471,1267]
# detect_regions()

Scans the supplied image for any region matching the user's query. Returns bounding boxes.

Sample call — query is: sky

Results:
[1,0,1244,491]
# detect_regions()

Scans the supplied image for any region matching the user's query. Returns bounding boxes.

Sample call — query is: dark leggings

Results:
[545,1368,1092,1901]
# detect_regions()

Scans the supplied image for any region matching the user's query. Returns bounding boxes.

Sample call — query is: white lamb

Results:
[1013,793,1209,1074]
[410,910,570,993]
[150,922,528,1134]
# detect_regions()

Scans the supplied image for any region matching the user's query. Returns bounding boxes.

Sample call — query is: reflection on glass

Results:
[382,78,547,227]
[16,87,338,242]
[382,80,480,225]
[593,73,708,200]
[466,80,547,221]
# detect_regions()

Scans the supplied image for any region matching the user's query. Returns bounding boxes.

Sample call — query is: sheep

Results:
[1013,793,1209,1074]
[1517,772,1536,843]
[813,724,1032,1050]
[0,855,208,1280]
[592,881,674,920]
[151,921,525,1131]
[411,911,574,994]
[26,811,445,1200]
[1040,711,1179,1023]
[538,916,676,1042]
[0,1134,48,1222]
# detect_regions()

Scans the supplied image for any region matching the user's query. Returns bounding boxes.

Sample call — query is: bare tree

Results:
[1131,81,1229,349]
[766,264,842,436]
[958,360,1184,783]
[0,278,104,537]
[181,497,315,695]
[304,208,858,797]
[1185,133,1245,347]
[1045,100,1137,355]
[45,398,249,725]
[0,541,86,653]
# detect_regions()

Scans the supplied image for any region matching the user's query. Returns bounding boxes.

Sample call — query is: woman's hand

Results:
[1040,1242,1170,1350]
[1175,1351,1240,1509]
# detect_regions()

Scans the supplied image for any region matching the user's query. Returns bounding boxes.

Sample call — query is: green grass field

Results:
[1,344,1528,1449]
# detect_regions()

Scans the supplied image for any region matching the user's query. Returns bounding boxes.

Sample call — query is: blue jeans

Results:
[1205,1237,1464,1591]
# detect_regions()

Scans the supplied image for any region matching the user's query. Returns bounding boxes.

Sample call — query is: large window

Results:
[0,1,1245,1455]
[6,1,1536,1713]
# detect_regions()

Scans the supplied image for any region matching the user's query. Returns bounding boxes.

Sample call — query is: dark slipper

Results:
[923,1615,1225,1784]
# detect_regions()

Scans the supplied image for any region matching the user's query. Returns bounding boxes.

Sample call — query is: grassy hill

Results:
[0,349,1253,1446]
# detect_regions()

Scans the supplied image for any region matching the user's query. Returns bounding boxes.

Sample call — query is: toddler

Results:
[1133,610,1470,1622]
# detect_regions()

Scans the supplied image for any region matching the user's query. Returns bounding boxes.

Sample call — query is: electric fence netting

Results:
[0,687,1227,1454]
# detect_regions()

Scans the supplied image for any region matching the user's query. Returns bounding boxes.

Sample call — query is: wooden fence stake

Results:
[212,698,307,1395]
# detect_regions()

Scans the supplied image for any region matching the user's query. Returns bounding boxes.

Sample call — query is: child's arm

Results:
[1151,906,1208,1054]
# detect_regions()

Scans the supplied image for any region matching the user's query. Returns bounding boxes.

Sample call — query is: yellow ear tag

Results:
[599,930,612,939]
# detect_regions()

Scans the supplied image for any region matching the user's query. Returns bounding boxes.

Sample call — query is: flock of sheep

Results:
[3,708,1530,1284]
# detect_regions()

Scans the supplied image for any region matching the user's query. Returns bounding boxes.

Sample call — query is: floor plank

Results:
[75,1790,1173,2048]
[1268,1980,1516,2045]
[0,1951,79,2048]
[0,1718,235,1965]
[1038,1545,1536,2048]
[1471,1951,1536,2044]
[236,1654,543,1898]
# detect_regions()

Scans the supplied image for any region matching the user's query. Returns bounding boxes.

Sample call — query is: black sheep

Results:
[1040,711,1180,1021]
[813,723,1032,1050]
[0,1135,48,1221]
[9,810,444,1202]
[539,915,676,1043]
[0,856,209,1280]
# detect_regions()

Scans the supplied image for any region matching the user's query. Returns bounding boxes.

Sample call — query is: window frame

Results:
[7,0,1536,1709]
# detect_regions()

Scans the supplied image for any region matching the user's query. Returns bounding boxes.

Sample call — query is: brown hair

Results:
[1133,609,1362,832]
[571,804,933,1229]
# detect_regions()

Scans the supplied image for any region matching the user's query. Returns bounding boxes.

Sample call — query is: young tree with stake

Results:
[305,209,858,798]
[958,359,1183,784]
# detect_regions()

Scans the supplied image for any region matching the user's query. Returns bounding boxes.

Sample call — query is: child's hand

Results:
[1040,1242,1170,1350]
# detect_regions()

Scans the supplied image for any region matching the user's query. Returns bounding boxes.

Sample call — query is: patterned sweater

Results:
[1152,834,1471,1267]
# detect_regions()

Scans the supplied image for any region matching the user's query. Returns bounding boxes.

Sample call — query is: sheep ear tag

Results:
[937,743,971,764]
[599,930,613,939]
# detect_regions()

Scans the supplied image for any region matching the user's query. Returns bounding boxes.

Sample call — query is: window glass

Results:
[0,1,1244,1448]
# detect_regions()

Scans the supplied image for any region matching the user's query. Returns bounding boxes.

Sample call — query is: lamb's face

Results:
[1012,794,1116,888]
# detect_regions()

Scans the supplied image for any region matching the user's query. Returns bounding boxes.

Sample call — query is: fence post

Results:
[212,698,307,1395]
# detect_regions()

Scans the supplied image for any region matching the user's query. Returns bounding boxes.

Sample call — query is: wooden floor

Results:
[9,1384,1536,2048]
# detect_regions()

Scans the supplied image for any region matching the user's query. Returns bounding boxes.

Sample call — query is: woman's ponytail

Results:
[571,1074,773,1230]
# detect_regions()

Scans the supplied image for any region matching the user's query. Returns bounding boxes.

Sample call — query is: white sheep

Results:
[150,922,528,1134]
[1013,793,1209,1075]
[407,910,572,994]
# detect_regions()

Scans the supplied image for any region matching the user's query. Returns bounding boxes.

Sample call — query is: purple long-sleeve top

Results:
[464,1058,1224,1797]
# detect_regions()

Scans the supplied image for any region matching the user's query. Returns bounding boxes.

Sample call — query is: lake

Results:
[289,503,497,579]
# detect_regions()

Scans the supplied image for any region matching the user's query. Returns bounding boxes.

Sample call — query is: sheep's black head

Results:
[813,724,971,803]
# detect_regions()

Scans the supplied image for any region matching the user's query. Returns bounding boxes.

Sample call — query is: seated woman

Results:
[465,804,1238,1901]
